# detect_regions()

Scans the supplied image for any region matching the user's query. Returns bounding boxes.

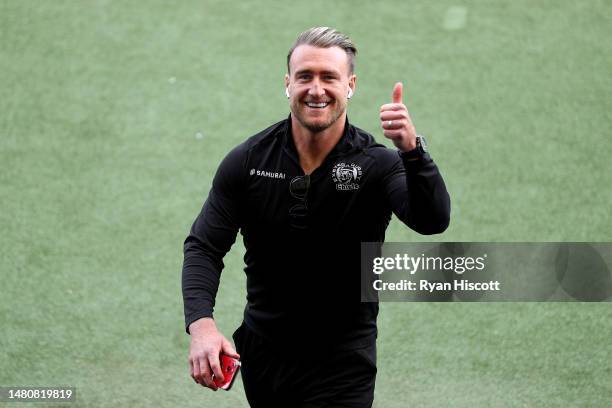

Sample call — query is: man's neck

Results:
[291,114,346,175]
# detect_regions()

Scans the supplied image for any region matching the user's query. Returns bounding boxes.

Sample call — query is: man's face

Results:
[285,45,356,133]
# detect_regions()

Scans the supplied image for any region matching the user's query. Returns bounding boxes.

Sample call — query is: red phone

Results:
[213,354,241,391]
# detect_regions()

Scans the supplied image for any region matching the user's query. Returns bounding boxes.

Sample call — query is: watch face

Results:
[418,135,428,152]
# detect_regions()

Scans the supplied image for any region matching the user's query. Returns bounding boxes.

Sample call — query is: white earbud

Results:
[347,88,353,99]
[285,88,290,99]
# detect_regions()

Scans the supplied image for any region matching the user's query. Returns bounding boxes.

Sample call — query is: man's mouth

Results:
[305,101,330,109]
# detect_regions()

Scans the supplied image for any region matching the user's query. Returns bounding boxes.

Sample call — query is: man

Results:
[182,27,450,407]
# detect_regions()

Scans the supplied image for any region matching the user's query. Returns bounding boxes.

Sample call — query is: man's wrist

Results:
[189,317,216,335]
[399,134,428,159]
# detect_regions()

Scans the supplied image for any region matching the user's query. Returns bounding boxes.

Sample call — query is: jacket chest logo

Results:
[250,168,286,180]
[332,162,362,191]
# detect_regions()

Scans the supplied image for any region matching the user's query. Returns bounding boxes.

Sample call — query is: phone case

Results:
[213,354,241,391]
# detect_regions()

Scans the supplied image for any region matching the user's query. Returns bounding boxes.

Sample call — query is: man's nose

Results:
[308,79,325,97]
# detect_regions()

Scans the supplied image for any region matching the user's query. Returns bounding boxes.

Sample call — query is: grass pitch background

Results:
[1,0,611,407]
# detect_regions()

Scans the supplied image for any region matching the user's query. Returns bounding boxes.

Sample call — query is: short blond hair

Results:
[287,27,357,74]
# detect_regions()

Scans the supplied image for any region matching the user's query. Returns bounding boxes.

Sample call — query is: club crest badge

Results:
[332,162,362,191]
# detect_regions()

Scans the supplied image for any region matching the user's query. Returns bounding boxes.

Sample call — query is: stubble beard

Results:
[291,99,346,134]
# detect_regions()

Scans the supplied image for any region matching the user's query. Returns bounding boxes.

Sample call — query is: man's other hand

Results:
[188,317,240,390]
[380,82,418,152]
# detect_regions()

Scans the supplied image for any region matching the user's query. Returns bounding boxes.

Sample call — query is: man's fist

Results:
[379,82,417,152]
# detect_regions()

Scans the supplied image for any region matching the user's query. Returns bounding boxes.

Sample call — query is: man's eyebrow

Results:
[294,69,341,76]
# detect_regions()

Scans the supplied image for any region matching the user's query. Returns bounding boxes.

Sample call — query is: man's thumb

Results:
[222,339,240,359]
[392,82,403,104]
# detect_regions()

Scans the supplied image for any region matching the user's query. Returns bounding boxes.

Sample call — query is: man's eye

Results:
[298,75,311,80]
[324,76,337,81]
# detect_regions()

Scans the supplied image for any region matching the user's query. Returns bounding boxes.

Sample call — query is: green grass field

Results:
[1,0,611,406]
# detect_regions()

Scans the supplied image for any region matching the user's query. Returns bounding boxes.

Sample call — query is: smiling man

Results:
[287,43,354,133]
[182,27,451,407]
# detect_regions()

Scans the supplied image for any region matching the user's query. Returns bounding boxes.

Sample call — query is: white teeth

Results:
[306,102,328,108]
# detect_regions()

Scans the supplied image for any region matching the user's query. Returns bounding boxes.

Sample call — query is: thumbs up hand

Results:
[380,82,417,152]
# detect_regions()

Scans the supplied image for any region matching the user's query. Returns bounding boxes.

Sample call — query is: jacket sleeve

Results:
[381,150,451,235]
[181,145,245,333]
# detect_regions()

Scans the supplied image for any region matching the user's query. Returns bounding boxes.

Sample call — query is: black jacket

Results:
[182,116,450,349]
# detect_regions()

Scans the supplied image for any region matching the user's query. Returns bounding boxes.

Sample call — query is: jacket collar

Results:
[281,113,356,159]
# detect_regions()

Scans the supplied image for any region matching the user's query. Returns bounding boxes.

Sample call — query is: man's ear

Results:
[348,74,357,96]
[284,73,290,89]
